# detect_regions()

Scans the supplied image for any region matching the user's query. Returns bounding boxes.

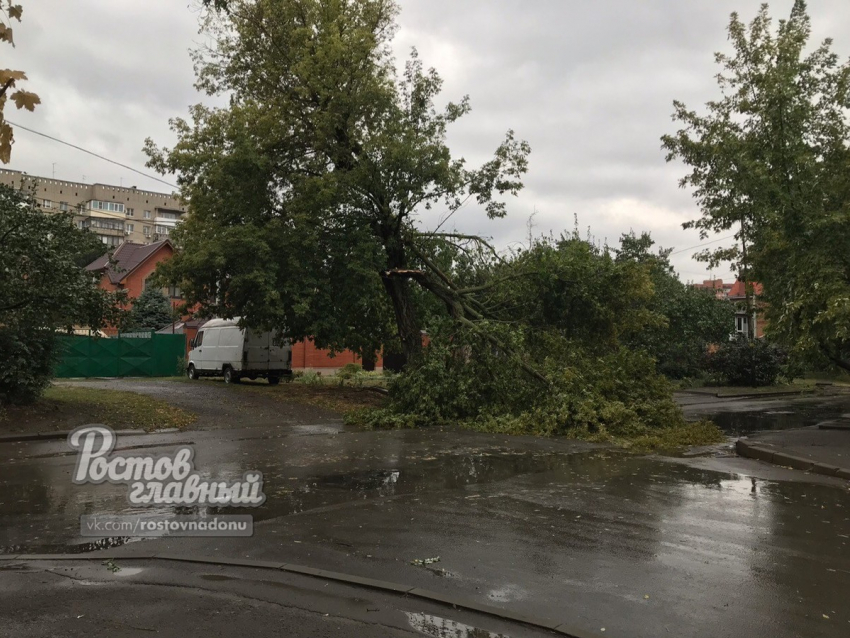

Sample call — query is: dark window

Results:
[195,331,204,347]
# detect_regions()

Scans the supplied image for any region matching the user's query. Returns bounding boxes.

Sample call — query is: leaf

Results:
[7,4,22,21]
[0,69,26,84]
[410,556,440,566]
[0,23,13,45]
[11,90,40,111]
[0,121,12,164]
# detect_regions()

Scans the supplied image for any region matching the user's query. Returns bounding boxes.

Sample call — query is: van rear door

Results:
[244,329,270,372]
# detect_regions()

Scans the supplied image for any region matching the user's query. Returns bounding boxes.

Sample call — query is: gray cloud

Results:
[8,0,850,281]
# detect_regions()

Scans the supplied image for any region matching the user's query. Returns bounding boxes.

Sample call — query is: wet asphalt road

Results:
[2,385,850,637]
[2,559,545,638]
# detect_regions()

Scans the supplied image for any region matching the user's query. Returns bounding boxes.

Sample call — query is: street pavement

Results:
[1,384,850,637]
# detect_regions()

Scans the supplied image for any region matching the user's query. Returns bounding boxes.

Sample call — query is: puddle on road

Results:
[3,423,849,555]
[406,612,511,638]
[702,397,850,435]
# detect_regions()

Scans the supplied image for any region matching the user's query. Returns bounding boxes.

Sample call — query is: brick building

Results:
[728,280,765,338]
[692,278,765,338]
[86,240,181,335]
[692,279,734,300]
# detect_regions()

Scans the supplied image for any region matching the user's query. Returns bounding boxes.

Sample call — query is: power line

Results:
[6,120,178,189]
[670,234,736,256]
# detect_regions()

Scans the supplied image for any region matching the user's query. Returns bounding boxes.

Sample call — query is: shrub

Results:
[0,328,57,406]
[336,363,363,380]
[706,336,788,387]
[347,320,696,442]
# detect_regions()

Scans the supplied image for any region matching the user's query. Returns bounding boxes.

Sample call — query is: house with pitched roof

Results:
[86,240,182,335]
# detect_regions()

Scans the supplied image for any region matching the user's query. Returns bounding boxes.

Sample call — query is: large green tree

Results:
[145,0,529,366]
[0,184,124,404]
[662,1,850,369]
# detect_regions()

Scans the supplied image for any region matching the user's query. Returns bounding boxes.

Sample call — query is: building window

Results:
[735,315,749,334]
[143,225,151,236]
[59,201,68,211]
[83,218,124,231]
[90,200,125,213]
[155,225,170,235]
[126,223,134,232]
[168,285,182,299]
[126,208,134,217]
[143,210,152,219]
[99,235,121,247]
[43,199,52,208]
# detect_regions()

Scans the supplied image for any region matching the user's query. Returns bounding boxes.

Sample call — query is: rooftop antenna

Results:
[52,162,56,178]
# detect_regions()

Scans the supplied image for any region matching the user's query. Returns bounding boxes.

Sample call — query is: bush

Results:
[347,320,699,443]
[0,328,57,406]
[706,337,788,387]
[336,363,363,380]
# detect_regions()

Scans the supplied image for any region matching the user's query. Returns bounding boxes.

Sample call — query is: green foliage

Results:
[617,232,732,378]
[0,184,126,404]
[336,363,363,380]
[707,337,788,387]
[348,236,708,445]
[349,319,692,441]
[663,0,850,369]
[0,327,54,405]
[128,288,174,332]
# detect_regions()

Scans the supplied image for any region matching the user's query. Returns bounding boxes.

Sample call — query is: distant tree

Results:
[128,288,174,332]
[0,184,124,404]
[662,1,850,370]
[0,2,40,163]
[616,232,731,378]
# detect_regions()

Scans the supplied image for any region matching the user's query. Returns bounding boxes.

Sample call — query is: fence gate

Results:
[54,332,186,378]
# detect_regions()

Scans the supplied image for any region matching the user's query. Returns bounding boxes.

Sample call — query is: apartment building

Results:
[0,168,187,246]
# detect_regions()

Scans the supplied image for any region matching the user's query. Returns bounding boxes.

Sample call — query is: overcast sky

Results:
[7,0,850,281]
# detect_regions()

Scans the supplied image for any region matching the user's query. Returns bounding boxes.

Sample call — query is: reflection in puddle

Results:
[1,535,135,555]
[406,612,511,638]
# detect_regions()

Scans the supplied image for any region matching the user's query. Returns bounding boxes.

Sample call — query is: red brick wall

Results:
[291,339,384,372]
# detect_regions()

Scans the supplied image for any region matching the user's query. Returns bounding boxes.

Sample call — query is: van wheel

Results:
[268,375,281,386]
[187,364,198,380]
[224,367,240,384]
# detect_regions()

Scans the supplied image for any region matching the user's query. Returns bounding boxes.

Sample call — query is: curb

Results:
[0,553,595,637]
[714,390,814,399]
[819,423,850,431]
[0,428,180,444]
[736,440,850,480]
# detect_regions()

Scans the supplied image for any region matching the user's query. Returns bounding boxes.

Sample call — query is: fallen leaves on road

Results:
[410,556,441,567]
[102,559,120,573]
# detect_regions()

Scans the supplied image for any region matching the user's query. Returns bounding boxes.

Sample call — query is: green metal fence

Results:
[54,332,186,378]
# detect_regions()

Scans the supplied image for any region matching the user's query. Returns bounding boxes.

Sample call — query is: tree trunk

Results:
[740,222,755,341]
[381,275,422,367]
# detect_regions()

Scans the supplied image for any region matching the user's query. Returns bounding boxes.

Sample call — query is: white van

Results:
[186,318,292,384]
